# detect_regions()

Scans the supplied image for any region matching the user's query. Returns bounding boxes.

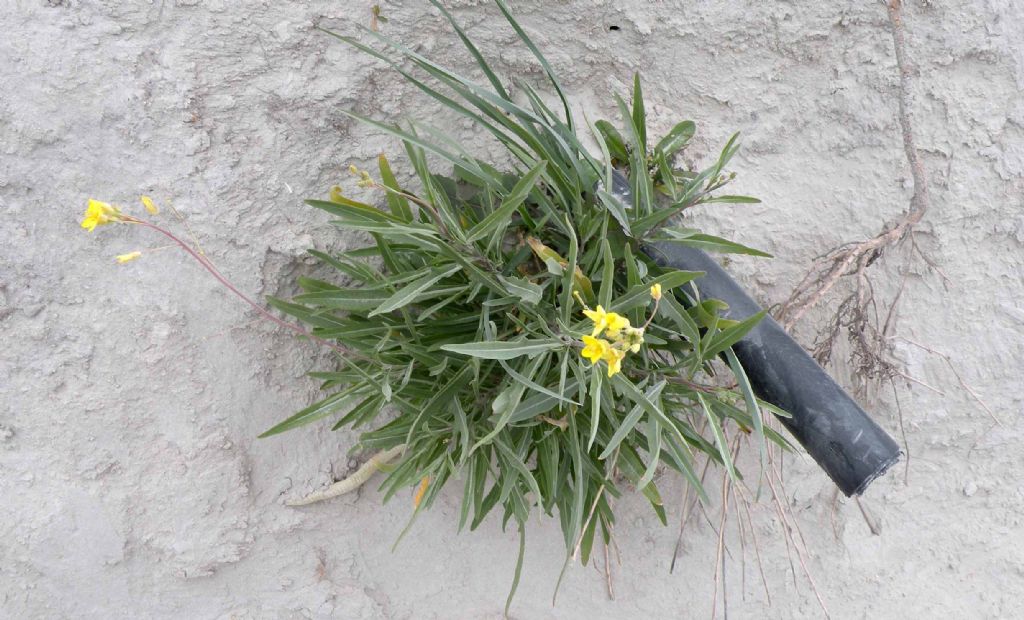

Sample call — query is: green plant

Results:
[80,1,790,612]
[255,0,790,609]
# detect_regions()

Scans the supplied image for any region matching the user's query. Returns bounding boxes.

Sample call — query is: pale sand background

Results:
[2,1,1023,618]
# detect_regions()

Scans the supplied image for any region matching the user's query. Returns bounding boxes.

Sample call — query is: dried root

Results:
[776,3,996,549]
[287,445,405,507]
[777,0,951,416]
[779,0,929,342]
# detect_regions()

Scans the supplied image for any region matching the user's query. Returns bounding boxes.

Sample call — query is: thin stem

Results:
[378,183,451,238]
[125,217,363,361]
[641,297,660,329]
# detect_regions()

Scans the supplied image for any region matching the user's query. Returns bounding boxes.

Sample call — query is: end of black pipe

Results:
[643,240,901,497]
[606,169,900,496]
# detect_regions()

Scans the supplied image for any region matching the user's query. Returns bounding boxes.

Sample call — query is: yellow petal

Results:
[83,199,121,229]
[580,335,609,365]
[604,349,625,377]
[584,305,611,336]
[650,283,662,300]
[140,195,159,215]
[115,251,142,264]
[582,306,605,323]
[88,198,111,213]
[604,312,630,338]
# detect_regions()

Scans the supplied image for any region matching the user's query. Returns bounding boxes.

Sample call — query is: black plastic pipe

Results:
[609,173,901,495]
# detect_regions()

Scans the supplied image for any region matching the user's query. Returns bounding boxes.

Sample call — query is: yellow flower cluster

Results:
[81,196,165,264]
[349,164,375,188]
[80,199,122,232]
[579,305,645,378]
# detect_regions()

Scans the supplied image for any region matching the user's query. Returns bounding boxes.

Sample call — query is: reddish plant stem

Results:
[126,217,359,360]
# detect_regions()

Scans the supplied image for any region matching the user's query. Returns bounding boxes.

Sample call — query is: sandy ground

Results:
[2,1,1023,618]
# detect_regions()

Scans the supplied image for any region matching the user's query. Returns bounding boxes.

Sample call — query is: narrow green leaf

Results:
[597,238,615,308]
[377,153,414,222]
[473,356,546,451]
[404,366,473,446]
[599,380,666,459]
[466,161,547,242]
[596,189,631,235]
[656,228,772,257]
[495,437,542,509]
[266,297,347,330]
[709,131,741,181]
[339,109,493,186]
[614,94,653,215]
[442,338,563,360]
[587,368,602,450]
[508,378,579,423]
[701,195,762,204]
[498,275,543,305]
[662,433,710,505]
[293,288,392,312]
[499,359,579,405]
[702,311,767,360]
[631,73,646,148]
[697,392,737,480]
[655,120,696,158]
[452,398,471,463]
[638,414,662,489]
[594,120,629,163]
[725,350,765,490]
[307,197,397,222]
[428,0,510,101]
[494,0,574,130]
[369,265,461,317]
[259,387,364,437]
[459,454,477,530]
[566,410,587,550]
[504,523,527,618]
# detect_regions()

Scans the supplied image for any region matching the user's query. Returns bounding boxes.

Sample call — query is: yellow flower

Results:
[583,305,630,337]
[115,251,142,264]
[604,312,630,338]
[650,283,662,301]
[582,306,606,333]
[603,347,626,377]
[80,199,121,232]
[140,195,159,215]
[580,335,611,366]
